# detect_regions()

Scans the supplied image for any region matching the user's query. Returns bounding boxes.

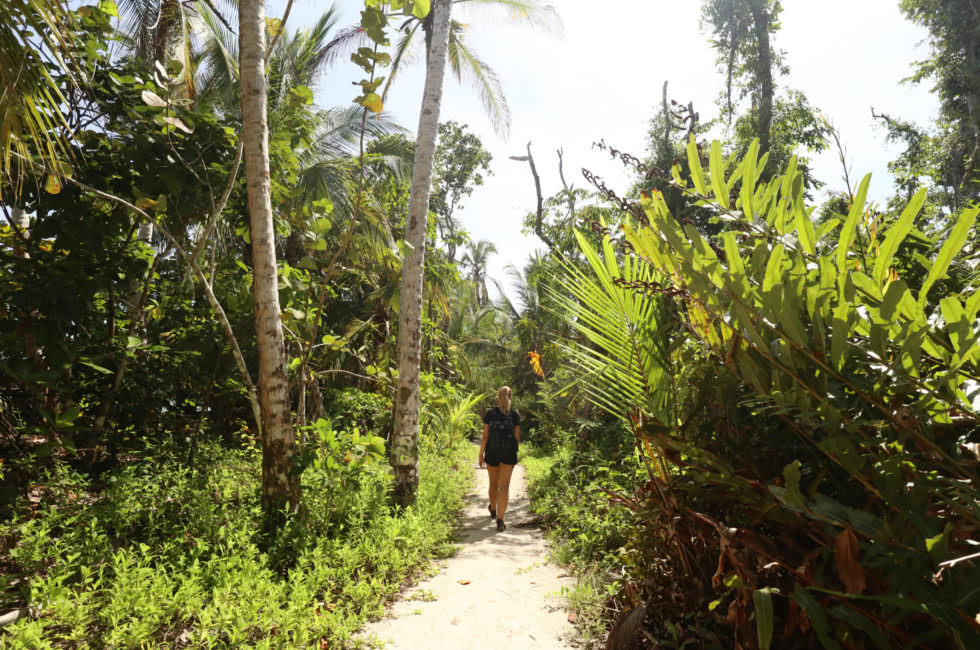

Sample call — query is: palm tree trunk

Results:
[391,0,452,507]
[239,0,299,516]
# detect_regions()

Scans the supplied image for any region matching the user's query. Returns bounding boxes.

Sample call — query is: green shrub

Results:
[1,427,472,648]
[543,140,980,649]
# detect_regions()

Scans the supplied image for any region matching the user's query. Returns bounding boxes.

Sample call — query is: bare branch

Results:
[515,141,553,251]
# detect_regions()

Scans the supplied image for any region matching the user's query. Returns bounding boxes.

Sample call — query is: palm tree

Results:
[461,239,497,307]
[195,3,365,116]
[239,0,299,516]
[382,0,562,136]
[1,0,76,198]
[391,0,452,507]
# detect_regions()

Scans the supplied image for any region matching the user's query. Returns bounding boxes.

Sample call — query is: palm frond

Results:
[454,0,564,36]
[2,0,77,198]
[381,22,421,103]
[447,22,510,137]
[544,230,671,424]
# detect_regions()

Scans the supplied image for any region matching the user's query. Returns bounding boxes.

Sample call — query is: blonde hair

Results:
[497,386,512,414]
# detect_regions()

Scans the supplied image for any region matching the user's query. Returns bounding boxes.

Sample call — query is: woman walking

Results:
[479,386,520,531]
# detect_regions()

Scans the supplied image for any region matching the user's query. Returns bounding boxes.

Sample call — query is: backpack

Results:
[487,409,516,454]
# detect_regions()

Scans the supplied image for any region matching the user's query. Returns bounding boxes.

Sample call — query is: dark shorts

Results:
[485,445,517,467]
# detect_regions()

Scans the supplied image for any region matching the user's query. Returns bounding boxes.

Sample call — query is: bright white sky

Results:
[275,0,938,301]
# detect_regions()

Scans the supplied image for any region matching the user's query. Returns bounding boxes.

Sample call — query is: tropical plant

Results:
[1,0,81,198]
[900,0,980,209]
[239,0,298,515]
[382,0,562,136]
[546,230,671,427]
[565,137,980,648]
[391,0,451,506]
[461,239,497,306]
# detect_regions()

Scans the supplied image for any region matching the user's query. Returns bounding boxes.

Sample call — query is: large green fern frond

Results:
[546,230,671,424]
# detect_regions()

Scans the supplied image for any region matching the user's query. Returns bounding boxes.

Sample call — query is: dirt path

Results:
[360,454,574,649]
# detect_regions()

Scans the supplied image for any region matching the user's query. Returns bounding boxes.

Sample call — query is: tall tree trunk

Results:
[391,0,452,507]
[239,0,299,515]
[748,0,773,157]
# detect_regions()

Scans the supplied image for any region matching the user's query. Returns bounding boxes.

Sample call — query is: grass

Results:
[0,435,474,649]
[521,442,641,650]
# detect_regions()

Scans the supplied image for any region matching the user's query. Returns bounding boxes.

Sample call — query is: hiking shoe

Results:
[488,504,496,519]
[496,518,505,532]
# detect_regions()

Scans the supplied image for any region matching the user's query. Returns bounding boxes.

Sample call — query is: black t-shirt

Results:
[483,406,521,431]
[483,407,521,454]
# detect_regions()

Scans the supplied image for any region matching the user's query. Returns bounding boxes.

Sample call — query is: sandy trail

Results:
[360,453,574,649]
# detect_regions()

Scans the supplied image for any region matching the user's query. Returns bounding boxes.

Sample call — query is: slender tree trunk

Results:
[93,224,159,431]
[748,0,773,157]
[391,0,452,507]
[11,207,29,258]
[240,0,299,515]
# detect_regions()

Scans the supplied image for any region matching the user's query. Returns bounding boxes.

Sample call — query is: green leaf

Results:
[816,218,840,243]
[873,187,926,287]
[792,584,842,650]
[98,0,118,16]
[753,588,775,650]
[762,243,785,293]
[780,155,799,202]
[311,218,331,235]
[411,0,430,18]
[80,360,112,374]
[918,206,979,306]
[794,203,816,255]
[781,460,806,508]
[709,140,729,208]
[830,304,851,371]
[687,136,707,196]
[850,271,881,301]
[827,606,890,650]
[836,174,871,272]
[740,139,760,219]
[879,279,908,321]
[925,523,952,562]
[290,85,314,105]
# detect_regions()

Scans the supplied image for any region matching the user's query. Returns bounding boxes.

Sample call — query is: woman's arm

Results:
[479,424,489,467]
[514,425,521,445]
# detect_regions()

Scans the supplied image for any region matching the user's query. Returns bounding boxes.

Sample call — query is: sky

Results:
[274,0,939,302]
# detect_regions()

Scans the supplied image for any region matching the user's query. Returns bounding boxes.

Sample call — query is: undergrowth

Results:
[522,438,643,650]
[0,433,472,648]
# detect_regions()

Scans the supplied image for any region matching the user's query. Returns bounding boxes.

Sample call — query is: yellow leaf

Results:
[44,174,61,194]
[362,93,383,113]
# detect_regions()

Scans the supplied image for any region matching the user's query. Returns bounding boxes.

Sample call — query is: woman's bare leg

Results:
[487,465,500,511]
[495,463,515,519]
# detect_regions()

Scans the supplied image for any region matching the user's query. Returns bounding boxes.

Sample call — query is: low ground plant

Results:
[522,436,642,650]
[1,426,472,648]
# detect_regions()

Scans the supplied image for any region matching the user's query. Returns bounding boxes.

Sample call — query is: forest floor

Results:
[359,447,575,649]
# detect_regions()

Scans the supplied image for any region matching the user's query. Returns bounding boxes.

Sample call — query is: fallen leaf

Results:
[457,579,470,585]
[835,528,866,594]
